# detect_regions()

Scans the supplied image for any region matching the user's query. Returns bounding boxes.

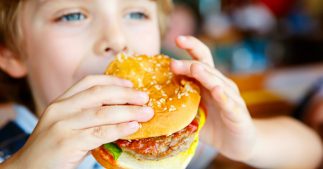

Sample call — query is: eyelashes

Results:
[125,11,149,20]
[54,9,150,24]
[57,12,87,22]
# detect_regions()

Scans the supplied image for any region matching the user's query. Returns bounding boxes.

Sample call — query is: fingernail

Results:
[173,60,183,67]
[124,80,133,87]
[128,121,139,129]
[143,107,154,114]
[178,36,187,42]
[139,92,149,102]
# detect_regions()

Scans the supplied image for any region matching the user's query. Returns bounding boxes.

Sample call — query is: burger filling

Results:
[112,113,200,161]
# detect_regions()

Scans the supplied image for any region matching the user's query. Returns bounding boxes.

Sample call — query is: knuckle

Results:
[46,102,61,113]
[48,121,71,142]
[51,121,66,133]
[54,135,75,151]
[55,137,69,148]
[91,126,107,138]
[95,107,108,118]
[44,102,65,119]
[42,101,66,125]
[229,80,240,92]
[191,68,199,78]
[191,63,202,76]
[89,85,105,94]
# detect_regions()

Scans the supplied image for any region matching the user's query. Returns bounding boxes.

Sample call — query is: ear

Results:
[0,46,27,78]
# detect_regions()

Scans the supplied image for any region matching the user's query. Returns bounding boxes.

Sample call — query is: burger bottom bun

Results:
[92,135,198,169]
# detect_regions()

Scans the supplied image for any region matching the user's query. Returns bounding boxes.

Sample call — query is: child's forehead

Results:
[35,0,158,11]
[38,0,156,4]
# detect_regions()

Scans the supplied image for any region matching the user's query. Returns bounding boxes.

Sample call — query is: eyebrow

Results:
[38,0,156,11]
[39,0,82,5]
[40,0,155,3]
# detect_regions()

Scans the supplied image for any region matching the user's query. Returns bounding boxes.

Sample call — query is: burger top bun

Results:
[105,54,201,140]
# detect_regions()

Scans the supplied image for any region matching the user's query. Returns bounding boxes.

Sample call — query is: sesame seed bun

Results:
[105,54,201,140]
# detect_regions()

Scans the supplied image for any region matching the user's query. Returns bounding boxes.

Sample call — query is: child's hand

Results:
[3,75,153,169]
[171,36,256,161]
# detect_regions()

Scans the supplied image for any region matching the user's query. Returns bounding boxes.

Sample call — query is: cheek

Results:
[23,29,87,104]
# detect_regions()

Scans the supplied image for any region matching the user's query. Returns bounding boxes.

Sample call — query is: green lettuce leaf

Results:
[103,143,122,160]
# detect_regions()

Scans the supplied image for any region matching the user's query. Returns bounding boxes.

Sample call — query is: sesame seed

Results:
[159,98,166,103]
[154,85,161,90]
[169,105,176,112]
[148,101,153,107]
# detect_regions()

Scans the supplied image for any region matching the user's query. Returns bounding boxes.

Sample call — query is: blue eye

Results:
[126,12,148,20]
[59,12,86,22]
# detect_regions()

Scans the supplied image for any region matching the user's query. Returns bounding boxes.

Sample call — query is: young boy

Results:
[0,0,322,169]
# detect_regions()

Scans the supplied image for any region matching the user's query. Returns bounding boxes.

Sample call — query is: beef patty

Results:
[116,117,199,161]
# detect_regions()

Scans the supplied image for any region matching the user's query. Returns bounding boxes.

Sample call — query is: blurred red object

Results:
[259,0,296,17]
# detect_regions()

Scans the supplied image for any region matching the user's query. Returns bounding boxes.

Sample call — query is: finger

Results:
[171,60,239,94]
[65,106,154,129]
[211,86,250,124]
[60,75,133,100]
[57,85,149,112]
[171,60,243,106]
[191,63,240,94]
[76,122,140,150]
[191,63,244,106]
[176,36,215,67]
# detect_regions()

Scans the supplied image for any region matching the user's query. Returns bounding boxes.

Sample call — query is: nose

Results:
[95,21,128,56]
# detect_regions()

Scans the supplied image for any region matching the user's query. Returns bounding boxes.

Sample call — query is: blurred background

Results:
[162,0,323,168]
[163,0,323,71]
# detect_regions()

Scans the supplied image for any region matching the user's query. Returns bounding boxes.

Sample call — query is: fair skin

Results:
[0,0,322,169]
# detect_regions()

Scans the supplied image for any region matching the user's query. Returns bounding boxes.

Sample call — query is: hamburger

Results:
[92,54,206,169]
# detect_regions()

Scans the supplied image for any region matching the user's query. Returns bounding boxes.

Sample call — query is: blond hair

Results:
[0,0,23,53]
[0,0,173,52]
